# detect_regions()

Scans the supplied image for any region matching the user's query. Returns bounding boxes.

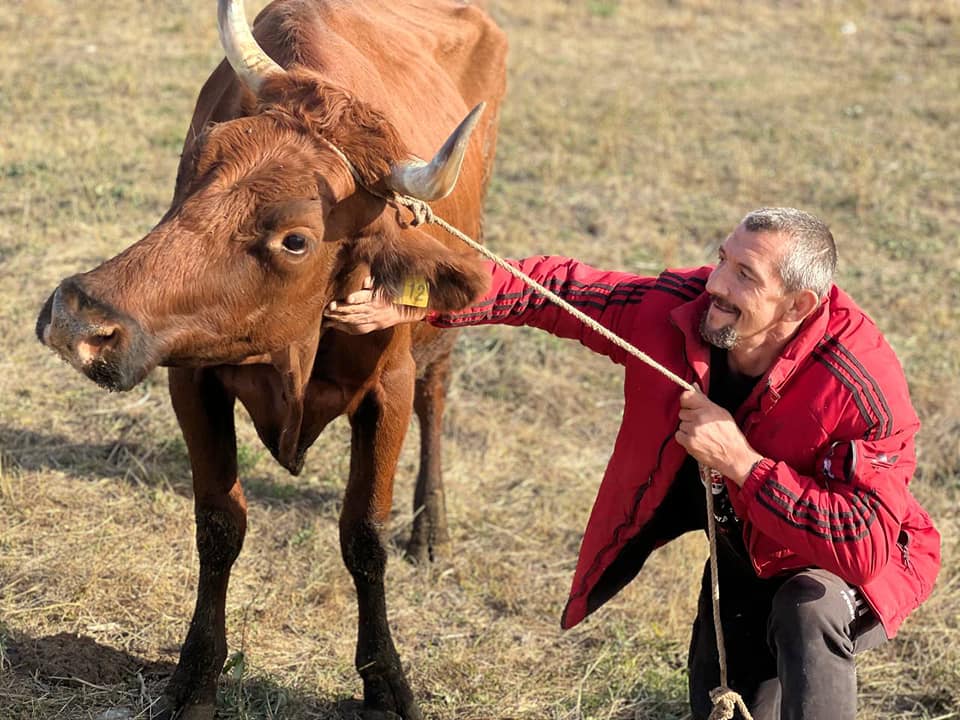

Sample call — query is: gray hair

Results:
[742,207,837,298]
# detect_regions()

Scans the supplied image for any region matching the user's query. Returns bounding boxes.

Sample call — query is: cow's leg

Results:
[406,357,451,563]
[342,360,421,720]
[158,367,245,720]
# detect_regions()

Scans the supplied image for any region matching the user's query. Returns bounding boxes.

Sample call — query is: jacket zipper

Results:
[898,536,911,569]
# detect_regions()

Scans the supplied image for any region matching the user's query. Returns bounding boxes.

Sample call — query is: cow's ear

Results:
[354,225,489,312]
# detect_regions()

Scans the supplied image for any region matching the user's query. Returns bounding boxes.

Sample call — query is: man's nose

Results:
[705,266,725,296]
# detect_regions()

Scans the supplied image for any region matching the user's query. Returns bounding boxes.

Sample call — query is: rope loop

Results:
[391,194,435,227]
[708,686,754,720]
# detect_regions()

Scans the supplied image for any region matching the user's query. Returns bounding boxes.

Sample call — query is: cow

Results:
[35,1,507,717]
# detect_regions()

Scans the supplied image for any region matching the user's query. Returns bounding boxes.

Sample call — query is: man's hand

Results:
[323,277,428,334]
[675,389,764,486]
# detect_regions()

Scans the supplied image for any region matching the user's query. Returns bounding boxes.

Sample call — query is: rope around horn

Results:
[325,138,753,719]
[395,193,754,720]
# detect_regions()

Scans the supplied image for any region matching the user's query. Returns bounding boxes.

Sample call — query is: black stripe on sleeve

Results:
[825,335,894,438]
[814,351,882,441]
[755,482,878,542]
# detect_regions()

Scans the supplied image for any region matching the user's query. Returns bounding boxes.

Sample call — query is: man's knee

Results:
[767,570,856,657]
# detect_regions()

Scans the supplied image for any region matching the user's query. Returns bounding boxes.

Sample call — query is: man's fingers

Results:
[325,302,370,318]
[678,406,713,422]
[345,289,376,304]
[679,388,709,407]
[325,318,375,335]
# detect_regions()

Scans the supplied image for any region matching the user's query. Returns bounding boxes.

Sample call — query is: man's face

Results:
[701,225,795,352]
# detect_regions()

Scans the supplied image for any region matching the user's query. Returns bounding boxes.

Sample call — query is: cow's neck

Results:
[269,322,323,469]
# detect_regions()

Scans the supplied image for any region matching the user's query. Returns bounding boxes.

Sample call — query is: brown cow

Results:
[35,1,506,717]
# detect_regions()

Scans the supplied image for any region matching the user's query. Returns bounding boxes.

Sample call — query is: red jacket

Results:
[430,256,940,637]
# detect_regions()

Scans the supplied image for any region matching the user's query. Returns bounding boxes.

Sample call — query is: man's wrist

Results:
[730,450,765,487]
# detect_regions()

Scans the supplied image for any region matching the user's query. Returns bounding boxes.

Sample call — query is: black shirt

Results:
[675,346,761,566]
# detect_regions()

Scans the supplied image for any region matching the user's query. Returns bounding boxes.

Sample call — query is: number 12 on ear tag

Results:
[399,277,430,308]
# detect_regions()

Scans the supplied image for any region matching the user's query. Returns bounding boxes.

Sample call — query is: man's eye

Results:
[281,234,308,254]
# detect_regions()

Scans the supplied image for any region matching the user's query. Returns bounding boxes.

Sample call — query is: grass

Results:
[1,0,959,718]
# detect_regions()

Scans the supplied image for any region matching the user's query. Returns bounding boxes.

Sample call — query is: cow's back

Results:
[259,0,506,232]
[256,0,506,121]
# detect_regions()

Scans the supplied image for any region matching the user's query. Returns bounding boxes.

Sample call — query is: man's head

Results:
[701,207,837,363]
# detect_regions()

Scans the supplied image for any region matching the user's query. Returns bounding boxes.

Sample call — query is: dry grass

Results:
[1,1,958,718]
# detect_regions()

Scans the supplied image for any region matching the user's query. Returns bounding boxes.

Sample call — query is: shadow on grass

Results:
[0,425,344,512]
[0,629,368,719]
[217,677,364,720]
[608,674,956,720]
[606,671,690,720]
[886,691,958,719]
[3,629,176,688]
[613,695,689,720]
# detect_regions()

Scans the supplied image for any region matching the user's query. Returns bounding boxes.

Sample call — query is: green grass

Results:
[1,1,959,719]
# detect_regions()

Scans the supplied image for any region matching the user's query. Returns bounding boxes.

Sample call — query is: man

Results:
[324,207,940,719]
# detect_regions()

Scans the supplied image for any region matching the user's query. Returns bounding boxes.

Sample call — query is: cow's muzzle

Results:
[36,277,153,392]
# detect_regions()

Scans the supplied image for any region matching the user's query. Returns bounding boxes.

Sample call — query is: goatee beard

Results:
[700,310,740,349]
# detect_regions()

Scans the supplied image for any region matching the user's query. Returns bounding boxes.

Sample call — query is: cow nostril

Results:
[91,328,118,345]
[75,325,122,365]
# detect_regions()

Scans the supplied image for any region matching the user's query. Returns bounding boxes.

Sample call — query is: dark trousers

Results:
[687,550,887,720]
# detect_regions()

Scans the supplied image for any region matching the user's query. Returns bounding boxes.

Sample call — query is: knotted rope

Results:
[700,464,754,720]
[325,139,752,719]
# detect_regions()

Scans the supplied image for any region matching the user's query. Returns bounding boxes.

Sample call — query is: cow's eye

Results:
[281,233,308,254]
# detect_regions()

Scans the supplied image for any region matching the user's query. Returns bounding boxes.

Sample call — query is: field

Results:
[1,1,958,718]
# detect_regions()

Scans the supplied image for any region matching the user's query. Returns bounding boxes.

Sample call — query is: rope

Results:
[701,464,755,720]
[395,193,699,393]
[325,139,752,719]
[399,192,752,720]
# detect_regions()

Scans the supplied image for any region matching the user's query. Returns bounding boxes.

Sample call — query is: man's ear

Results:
[785,288,821,323]
[352,223,490,311]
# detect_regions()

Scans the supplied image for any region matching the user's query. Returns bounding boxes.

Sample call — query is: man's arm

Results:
[736,428,918,585]
[325,256,658,365]
[675,383,919,587]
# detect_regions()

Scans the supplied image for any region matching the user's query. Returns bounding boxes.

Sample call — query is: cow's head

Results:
[36,0,489,392]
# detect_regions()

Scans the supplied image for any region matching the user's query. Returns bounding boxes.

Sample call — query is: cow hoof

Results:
[179,704,215,720]
[339,700,404,720]
[148,697,215,720]
[361,670,422,720]
[404,537,430,565]
[404,534,449,565]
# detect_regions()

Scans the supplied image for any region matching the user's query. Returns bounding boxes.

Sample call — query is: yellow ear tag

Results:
[398,277,430,308]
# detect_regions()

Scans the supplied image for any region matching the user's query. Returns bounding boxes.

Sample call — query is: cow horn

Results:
[217,0,284,94]
[385,102,486,201]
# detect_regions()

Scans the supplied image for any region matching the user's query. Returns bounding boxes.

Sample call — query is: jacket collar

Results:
[763,290,832,393]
